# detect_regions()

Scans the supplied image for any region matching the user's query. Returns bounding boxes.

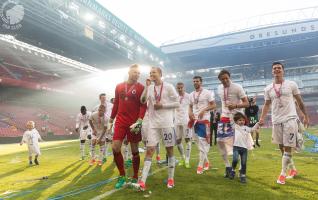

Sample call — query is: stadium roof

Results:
[0,34,101,77]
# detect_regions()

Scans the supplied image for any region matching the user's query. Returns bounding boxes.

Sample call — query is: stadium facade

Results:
[161,9,318,125]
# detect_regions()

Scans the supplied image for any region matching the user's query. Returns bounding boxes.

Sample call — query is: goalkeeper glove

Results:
[130,119,143,134]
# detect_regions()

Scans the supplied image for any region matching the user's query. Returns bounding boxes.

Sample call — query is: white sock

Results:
[168,156,175,179]
[185,142,191,163]
[222,154,231,167]
[199,151,205,168]
[80,143,85,157]
[288,158,296,170]
[198,138,205,167]
[177,143,185,160]
[91,145,95,159]
[141,158,152,184]
[99,145,105,160]
[88,139,92,156]
[156,143,160,156]
[104,142,109,157]
[281,152,292,176]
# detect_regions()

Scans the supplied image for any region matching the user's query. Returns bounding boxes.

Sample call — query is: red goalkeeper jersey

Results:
[111,82,146,126]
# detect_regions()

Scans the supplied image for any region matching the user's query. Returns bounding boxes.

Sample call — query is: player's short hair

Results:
[193,76,202,82]
[129,64,139,70]
[98,104,106,111]
[80,106,86,111]
[99,93,106,99]
[176,82,184,86]
[26,121,35,128]
[151,67,162,77]
[233,112,246,122]
[272,61,284,70]
[218,69,231,79]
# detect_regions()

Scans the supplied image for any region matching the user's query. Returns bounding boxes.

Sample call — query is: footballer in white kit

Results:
[89,105,109,166]
[175,82,192,168]
[92,93,113,164]
[20,121,43,165]
[259,62,309,185]
[76,106,92,160]
[217,69,249,178]
[189,76,216,174]
[133,67,179,191]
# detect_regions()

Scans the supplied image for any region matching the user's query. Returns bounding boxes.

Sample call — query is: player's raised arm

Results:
[141,78,151,104]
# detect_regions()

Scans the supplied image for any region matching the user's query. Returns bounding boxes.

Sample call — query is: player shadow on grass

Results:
[5,160,84,200]
[47,159,118,199]
[0,165,29,180]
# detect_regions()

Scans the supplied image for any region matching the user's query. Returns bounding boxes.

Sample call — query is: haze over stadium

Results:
[0,0,318,199]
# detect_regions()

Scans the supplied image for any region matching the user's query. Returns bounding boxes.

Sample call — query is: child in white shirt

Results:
[20,121,43,165]
[229,112,259,183]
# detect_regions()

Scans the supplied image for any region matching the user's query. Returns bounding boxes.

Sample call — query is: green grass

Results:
[0,129,317,200]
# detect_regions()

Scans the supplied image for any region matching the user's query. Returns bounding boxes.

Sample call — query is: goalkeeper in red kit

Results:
[110,64,147,189]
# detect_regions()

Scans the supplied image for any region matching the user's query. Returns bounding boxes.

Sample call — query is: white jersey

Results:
[217,82,246,119]
[89,112,108,134]
[21,129,42,155]
[92,102,113,119]
[190,89,215,121]
[147,82,179,128]
[75,111,92,130]
[233,124,255,150]
[264,80,300,124]
[175,93,191,125]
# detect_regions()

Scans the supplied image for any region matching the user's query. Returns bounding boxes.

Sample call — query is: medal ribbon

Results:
[179,94,184,104]
[272,81,283,98]
[272,81,284,107]
[125,82,136,99]
[193,88,202,105]
[154,82,164,102]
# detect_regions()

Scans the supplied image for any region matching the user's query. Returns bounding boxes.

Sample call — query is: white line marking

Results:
[42,146,69,151]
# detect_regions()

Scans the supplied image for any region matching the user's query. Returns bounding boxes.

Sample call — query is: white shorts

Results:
[175,124,192,140]
[28,144,41,156]
[80,129,92,140]
[146,127,176,147]
[272,118,298,148]
[217,137,233,156]
[141,120,149,142]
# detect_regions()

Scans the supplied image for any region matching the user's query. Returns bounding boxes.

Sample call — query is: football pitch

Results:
[0,128,317,200]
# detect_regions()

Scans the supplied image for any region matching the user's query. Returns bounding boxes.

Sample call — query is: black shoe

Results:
[256,142,261,147]
[34,159,39,165]
[240,175,247,183]
[224,167,232,178]
[229,170,236,179]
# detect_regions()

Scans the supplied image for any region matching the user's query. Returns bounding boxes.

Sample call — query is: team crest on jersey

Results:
[132,89,136,94]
